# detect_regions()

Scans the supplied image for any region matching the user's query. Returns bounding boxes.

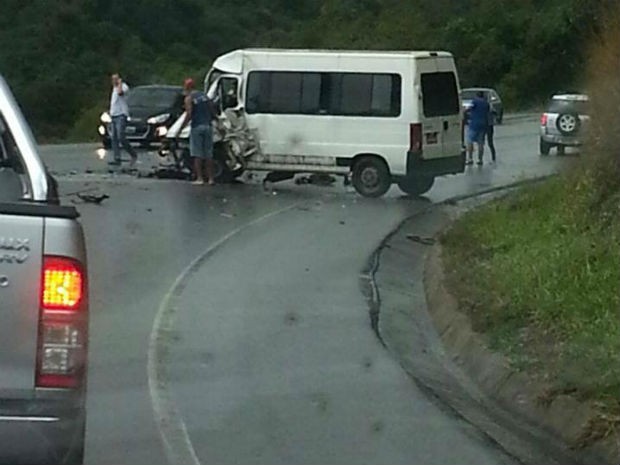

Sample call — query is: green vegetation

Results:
[0,0,612,141]
[442,6,620,443]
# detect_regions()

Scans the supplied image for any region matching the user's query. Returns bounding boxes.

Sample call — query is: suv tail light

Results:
[541,113,548,126]
[410,123,423,153]
[36,256,87,389]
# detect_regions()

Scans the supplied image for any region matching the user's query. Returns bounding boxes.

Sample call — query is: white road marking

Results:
[147,202,301,465]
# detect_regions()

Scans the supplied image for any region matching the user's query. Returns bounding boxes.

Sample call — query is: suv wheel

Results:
[352,156,391,198]
[540,138,552,156]
[556,113,581,136]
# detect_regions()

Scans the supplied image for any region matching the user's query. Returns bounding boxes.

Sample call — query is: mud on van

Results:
[163,49,465,197]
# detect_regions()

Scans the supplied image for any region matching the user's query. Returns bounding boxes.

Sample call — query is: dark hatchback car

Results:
[98,85,184,149]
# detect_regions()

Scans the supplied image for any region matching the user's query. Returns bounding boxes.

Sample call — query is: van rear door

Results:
[416,57,462,159]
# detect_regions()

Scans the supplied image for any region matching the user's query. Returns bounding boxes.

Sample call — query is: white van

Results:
[164,48,465,197]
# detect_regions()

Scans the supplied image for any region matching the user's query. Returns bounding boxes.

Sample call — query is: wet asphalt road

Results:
[39,116,569,465]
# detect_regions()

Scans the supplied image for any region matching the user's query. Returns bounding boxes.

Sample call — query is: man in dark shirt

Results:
[465,91,490,166]
[179,78,218,185]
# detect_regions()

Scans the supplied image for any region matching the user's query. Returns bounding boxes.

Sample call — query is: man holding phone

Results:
[108,73,138,168]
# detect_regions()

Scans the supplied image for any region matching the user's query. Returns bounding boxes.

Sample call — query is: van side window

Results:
[247,72,321,115]
[246,71,401,117]
[421,72,460,117]
[0,116,26,201]
[330,73,401,117]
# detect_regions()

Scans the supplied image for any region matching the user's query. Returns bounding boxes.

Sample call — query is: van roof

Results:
[211,49,455,75]
[239,48,453,58]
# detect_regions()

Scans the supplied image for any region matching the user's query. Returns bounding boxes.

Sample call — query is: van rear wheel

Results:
[397,175,435,196]
[352,156,391,198]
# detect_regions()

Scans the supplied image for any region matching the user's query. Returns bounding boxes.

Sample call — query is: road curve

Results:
[38,116,572,465]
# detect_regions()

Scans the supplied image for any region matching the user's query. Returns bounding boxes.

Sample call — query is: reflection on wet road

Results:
[40,116,571,465]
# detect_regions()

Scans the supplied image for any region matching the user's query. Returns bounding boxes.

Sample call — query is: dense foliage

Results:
[0,0,612,140]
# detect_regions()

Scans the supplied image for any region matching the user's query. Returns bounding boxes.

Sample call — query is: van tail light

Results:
[36,256,87,389]
[541,113,548,126]
[410,123,423,153]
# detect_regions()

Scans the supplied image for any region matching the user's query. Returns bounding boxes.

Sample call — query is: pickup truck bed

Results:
[0,76,88,465]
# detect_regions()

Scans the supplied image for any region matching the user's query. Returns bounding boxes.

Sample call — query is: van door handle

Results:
[443,121,449,131]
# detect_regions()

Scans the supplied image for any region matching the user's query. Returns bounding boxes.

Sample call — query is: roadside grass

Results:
[441,4,620,444]
[441,174,620,438]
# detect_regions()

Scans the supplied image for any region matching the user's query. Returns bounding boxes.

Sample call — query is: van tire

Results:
[397,175,435,196]
[352,156,391,198]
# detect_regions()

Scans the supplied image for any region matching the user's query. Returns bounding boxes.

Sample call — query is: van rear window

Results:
[246,71,401,117]
[421,72,460,117]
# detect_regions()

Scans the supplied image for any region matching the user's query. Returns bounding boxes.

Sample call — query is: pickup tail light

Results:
[541,113,548,126]
[37,256,87,389]
[410,123,423,153]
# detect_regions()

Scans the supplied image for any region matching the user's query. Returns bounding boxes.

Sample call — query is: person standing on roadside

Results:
[108,73,138,168]
[179,78,217,185]
[465,91,490,166]
[486,103,498,163]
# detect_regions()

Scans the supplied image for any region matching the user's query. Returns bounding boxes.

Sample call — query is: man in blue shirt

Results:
[179,78,218,185]
[465,91,490,166]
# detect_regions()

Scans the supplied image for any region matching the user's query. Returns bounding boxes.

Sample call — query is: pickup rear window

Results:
[0,116,26,202]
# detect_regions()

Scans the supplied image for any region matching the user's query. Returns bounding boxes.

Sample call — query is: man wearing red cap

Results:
[179,78,218,185]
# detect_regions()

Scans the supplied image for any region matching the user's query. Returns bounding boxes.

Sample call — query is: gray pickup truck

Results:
[0,76,88,464]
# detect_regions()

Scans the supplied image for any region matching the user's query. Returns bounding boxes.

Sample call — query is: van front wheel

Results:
[397,175,435,196]
[352,156,391,198]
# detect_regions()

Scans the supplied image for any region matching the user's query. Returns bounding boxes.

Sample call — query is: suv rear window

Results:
[548,99,589,115]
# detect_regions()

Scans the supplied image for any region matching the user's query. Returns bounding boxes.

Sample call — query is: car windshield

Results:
[548,98,589,114]
[461,89,487,100]
[127,87,180,109]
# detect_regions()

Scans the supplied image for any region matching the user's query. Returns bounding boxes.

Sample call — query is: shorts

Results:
[466,126,486,145]
[190,124,213,159]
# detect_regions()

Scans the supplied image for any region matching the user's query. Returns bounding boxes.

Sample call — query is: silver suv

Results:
[539,94,589,155]
[0,76,88,464]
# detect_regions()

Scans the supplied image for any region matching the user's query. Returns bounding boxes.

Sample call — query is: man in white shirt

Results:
[108,73,138,167]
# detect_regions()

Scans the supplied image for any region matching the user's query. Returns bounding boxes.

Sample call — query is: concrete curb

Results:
[424,242,619,465]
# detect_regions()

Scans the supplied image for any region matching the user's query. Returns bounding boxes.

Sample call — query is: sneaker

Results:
[477,160,483,166]
[191,180,205,186]
[465,159,474,166]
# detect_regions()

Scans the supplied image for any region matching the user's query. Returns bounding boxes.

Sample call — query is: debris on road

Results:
[264,171,294,184]
[77,193,110,205]
[294,174,336,186]
[406,234,436,246]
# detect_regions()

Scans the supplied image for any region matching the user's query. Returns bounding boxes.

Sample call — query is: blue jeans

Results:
[110,115,137,162]
[189,124,213,159]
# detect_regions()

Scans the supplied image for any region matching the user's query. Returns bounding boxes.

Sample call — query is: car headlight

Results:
[100,112,112,124]
[147,113,170,125]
